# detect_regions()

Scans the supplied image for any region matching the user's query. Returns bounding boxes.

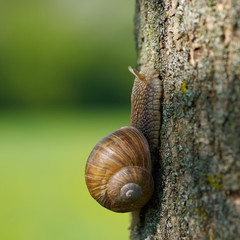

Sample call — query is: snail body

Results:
[129,66,162,153]
[85,66,161,213]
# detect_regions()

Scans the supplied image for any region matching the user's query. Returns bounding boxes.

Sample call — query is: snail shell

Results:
[85,126,154,213]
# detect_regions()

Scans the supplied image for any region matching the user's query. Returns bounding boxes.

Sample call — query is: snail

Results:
[85,66,161,213]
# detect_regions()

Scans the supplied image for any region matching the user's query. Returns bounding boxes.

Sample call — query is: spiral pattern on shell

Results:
[85,126,154,213]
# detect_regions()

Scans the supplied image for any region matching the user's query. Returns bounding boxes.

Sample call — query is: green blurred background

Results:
[0,0,136,239]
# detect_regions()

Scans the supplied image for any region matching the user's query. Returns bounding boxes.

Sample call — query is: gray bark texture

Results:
[130,0,240,239]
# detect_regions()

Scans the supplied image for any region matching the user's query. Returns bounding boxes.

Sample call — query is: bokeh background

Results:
[0,0,136,239]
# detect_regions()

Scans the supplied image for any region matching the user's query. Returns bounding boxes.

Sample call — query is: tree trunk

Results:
[130,0,240,239]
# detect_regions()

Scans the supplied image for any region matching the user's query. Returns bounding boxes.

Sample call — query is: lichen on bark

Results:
[130,0,240,239]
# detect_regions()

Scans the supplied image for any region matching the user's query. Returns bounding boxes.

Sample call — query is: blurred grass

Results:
[0,108,131,240]
[0,0,136,238]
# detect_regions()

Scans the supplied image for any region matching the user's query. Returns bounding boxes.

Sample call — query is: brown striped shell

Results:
[85,126,154,213]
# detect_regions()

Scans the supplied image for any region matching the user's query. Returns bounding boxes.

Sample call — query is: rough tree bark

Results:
[130,0,240,239]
